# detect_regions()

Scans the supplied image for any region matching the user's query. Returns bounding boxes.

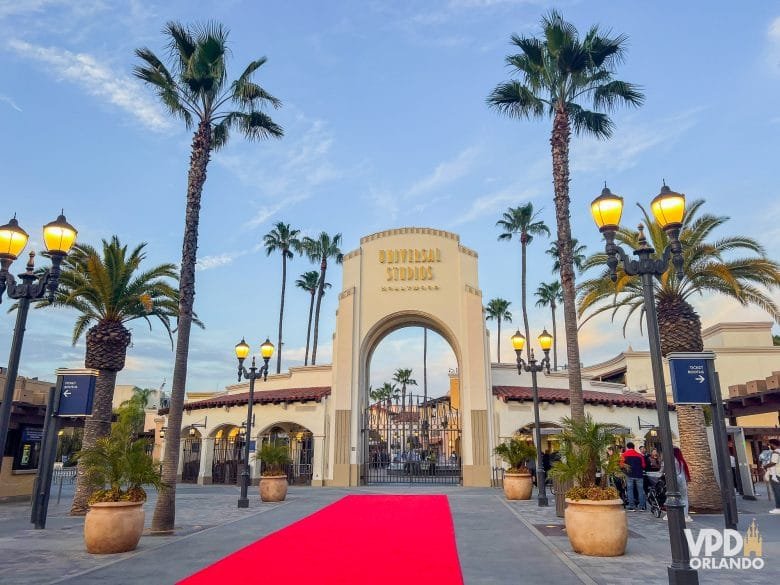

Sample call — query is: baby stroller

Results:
[646,474,666,518]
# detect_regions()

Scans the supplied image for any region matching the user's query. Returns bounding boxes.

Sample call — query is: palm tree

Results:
[485,298,513,363]
[369,382,399,403]
[497,203,550,360]
[392,368,418,453]
[135,21,283,532]
[302,233,343,365]
[534,282,563,370]
[264,223,301,374]
[41,237,180,515]
[296,271,329,366]
[547,239,586,274]
[578,199,780,510]
[488,10,643,422]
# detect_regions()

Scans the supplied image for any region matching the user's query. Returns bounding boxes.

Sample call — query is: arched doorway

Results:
[259,423,315,485]
[362,326,462,484]
[181,427,202,483]
[211,425,242,485]
[329,227,493,487]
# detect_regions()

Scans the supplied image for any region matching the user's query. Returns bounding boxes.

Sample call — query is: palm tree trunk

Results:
[497,319,501,364]
[551,107,584,422]
[551,302,557,371]
[70,369,117,515]
[276,252,287,374]
[304,290,315,366]
[152,119,211,534]
[311,260,327,365]
[521,239,531,361]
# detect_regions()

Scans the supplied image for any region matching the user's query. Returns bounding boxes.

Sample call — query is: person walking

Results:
[763,438,780,514]
[620,442,646,511]
[661,447,693,522]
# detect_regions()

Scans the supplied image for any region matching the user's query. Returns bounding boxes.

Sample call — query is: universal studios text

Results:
[684,520,764,571]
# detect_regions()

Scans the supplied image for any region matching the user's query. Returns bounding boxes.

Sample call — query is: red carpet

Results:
[179,495,463,585]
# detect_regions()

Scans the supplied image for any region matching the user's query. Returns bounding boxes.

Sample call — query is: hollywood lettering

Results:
[379,248,442,282]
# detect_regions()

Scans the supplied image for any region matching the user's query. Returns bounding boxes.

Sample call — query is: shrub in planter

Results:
[494,438,536,500]
[256,443,291,502]
[550,415,627,557]
[78,399,162,554]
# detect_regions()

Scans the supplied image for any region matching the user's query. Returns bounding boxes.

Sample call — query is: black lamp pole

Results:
[236,342,271,509]
[595,187,698,585]
[514,343,551,507]
[0,249,66,471]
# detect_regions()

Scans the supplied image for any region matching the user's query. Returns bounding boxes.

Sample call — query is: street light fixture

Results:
[0,212,77,471]
[591,183,698,585]
[234,337,274,509]
[511,328,552,507]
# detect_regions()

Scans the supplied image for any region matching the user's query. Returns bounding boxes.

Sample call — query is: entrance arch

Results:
[210,424,241,485]
[328,227,493,486]
[257,422,315,485]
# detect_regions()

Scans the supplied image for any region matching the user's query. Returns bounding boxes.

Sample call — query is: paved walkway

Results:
[0,483,777,584]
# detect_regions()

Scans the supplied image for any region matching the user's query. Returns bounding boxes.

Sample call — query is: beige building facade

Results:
[166,227,690,488]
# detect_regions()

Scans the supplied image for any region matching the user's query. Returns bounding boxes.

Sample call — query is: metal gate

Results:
[181,438,201,483]
[363,394,461,484]
[259,428,314,486]
[212,438,242,485]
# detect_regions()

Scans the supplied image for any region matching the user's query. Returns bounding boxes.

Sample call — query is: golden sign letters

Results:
[379,247,441,283]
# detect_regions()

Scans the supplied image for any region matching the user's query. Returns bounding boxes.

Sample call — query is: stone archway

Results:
[257,422,315,485]
[328,227,493,487]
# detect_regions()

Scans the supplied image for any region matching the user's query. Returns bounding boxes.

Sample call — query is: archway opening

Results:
[210,424,242,485]
[181,426,203,483]
[258,423,314,485]
[363,325,461,484]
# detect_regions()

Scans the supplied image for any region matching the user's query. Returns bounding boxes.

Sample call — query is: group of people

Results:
[610,441,693,522]
[761,438,780,514]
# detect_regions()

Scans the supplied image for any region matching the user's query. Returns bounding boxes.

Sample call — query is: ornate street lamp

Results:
[0,212,77,470]
[591,183,697,585]
[234,337,274,509]
[511,328,552,507]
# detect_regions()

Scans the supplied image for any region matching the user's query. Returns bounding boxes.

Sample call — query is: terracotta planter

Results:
[564,498,627,557]
[503,472,533,500]
[84,501,145,554]
[260,475,288,502]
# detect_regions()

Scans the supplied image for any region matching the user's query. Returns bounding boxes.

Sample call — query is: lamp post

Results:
[235,337,274,509]
[591,183,698,585]
[0,213,77,471]
[511,328,553,507]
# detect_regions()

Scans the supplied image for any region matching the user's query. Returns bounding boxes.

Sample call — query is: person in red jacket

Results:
[620,442,646,510]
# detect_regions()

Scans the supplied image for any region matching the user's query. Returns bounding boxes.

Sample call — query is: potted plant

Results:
[257,443,291,502]
[494,438,536,500]
[550,415,626,557]
[79,399,162,554]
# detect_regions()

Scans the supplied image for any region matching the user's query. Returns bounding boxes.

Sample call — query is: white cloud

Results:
[572,109,700,174]
[7,39,170,131]
[768,16,780,72]
[450,185,539,227]
[196,253,243,271]
[215,113,345,230]
[407,146,480,198]
[0,93,21,111]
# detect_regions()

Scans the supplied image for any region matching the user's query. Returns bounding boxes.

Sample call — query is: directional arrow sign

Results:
[55,371,97,417]
[668,355,713,405]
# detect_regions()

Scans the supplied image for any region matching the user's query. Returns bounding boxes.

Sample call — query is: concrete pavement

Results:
[0,482,777,584]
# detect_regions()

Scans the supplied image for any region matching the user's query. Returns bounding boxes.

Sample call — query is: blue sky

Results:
[0,1,778,397]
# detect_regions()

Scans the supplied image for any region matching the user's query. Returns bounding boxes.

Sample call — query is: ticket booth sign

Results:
[55,369,98,417]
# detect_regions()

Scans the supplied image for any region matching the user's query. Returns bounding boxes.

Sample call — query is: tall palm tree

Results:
[488,10,643,422]
[547,238,586,274]
[264,223,301,374]
[578,199,780,510]
[497,203,550,360]
[535,281,563,370]
[41,237,180,515]
[295,271,329,366]
[485,298,513,363]
[135,21,283,532]
[302,233,343,365]
[369,382,399,403]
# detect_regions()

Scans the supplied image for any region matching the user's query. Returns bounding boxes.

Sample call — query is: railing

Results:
[52,466,77,483]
